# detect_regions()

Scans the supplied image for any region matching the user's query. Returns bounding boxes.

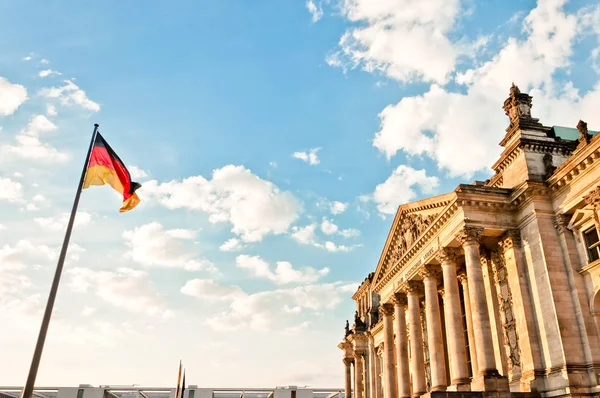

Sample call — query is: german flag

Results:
[83,132,141,212]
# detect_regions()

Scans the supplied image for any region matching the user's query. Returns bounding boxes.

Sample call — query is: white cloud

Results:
[320,217,360,238]
[165,228,198,240]
[236,255,329,285]
[330,200,348,214]
[32,194,45,202]
[306,0,324,22]
[0,77,27,116]
[371,165,439,215]
[38,80,100,112]
[82,306,96,317]
[144,165,301,242]
[0,224,6,231]
[290,223,356,252]
[181,279,246,302]
[0,240,56,310]
[68,267,172,318]
[129,166,148,179]
[34,211,92,230]
[0,178,23,203]
[292,148,321,165]
[23,56,32,61]
[122,222,217,272]
[39,69,61,78]
[219,238,246,252]
[1,114,69,163]
[40,59,49,64]
[46,103,57,115]
[329,0,462,84]
[206,281,356,332]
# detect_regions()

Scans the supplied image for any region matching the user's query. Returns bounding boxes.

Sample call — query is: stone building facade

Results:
[339,85,600,398]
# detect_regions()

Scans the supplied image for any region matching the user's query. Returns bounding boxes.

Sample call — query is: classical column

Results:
[421,265,448,391]
[457,226,505,387]
[392,293,411,398]
[355,352,365,398]
[437,248,470,389]
[367,334,378,398]
[344,358,353,398]
[405,281,427,396]
[379,303,398,398]
[457,271,478,377]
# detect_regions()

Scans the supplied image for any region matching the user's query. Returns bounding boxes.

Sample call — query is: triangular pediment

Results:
[371,192,456,288]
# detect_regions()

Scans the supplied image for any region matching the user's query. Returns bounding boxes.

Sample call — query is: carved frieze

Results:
[491,250,522,379]
[393,212,438,261]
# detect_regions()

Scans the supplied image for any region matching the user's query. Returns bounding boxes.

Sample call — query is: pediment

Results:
[372,192,455,287]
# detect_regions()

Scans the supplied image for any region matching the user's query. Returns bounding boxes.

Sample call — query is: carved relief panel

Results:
[491,249,521,380]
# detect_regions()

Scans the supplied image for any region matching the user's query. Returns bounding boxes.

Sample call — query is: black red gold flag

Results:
[83,132,141,212]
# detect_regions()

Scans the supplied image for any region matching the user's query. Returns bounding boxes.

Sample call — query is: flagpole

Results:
[20,124,99,398]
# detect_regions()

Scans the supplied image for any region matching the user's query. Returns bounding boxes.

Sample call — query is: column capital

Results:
[500,229,522,252]
[379,302,395,316]
[456,226,484,246]
[438,287,445,299]
[436,247,460,264]
[457,271,468,285]
[554,213,572,234]
[343,357,354,366]
[420,264,441,280]
[392,292,408,306]
[402,280,424,295]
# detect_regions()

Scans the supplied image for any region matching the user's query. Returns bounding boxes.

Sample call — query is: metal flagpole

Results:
[20,124,100,398]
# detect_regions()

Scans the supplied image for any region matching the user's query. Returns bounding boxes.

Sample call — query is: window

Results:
[77,390,84,398]
[584,227,600,263]
[189,391,195,398]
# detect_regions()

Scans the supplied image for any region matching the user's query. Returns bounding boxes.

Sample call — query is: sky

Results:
[0,0,600,389]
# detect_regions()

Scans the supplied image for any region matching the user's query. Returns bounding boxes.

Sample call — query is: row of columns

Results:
[343,226,509,398]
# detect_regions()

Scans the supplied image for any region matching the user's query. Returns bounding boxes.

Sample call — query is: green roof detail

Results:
[552,125,598,141]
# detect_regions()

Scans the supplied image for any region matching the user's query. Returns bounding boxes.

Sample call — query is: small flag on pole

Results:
[83,132,141,212]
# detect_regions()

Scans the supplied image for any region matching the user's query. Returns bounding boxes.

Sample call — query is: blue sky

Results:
[1,0,599,389]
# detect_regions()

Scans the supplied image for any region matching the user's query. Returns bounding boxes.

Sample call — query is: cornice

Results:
[352,273,374,300]
[491,136,574,177]
[509,181,551,209]
[548,136,600,195]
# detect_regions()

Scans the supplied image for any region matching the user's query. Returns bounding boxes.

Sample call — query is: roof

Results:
[552,125,598,141]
